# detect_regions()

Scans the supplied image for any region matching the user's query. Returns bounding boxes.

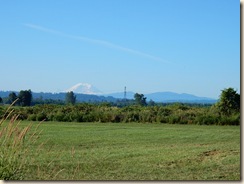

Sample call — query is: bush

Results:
[124,112,140,122]
[36,113,47,121]
[53,112,66,122]
[157,116,169,124]
[168,115,180,124]
[27,114,37,121]
[219,114,240,125]
[111,113,123,123]
[0,107,4,119]
[195,115,219,125]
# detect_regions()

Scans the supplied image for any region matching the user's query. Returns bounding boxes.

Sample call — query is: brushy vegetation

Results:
[0,103,239,125]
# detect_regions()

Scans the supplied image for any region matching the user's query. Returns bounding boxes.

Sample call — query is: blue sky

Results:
[0,0,240,98]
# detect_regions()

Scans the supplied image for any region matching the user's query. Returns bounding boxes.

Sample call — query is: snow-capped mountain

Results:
[65,83,103,95]
[62,84,217,103]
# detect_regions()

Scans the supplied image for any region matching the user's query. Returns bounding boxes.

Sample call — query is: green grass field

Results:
[21,122,240,180]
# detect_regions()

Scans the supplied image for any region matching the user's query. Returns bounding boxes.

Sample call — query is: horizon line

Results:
[0,89,217,99]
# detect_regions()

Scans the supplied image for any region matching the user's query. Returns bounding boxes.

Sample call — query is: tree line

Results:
[1,90,33,106]
[0,90,213,107]
[0,88,240,126]
[0,90,76,106]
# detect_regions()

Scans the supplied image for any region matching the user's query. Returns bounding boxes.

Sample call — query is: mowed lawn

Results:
[24,122,240,180]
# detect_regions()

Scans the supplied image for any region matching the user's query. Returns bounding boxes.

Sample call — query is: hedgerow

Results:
[1,103,239,125]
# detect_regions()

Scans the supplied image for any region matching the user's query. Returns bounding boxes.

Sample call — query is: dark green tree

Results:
[18,90,32,106]
[0,97,3,104]
[217,88,240,116]
[148,99,156,106]
[8,92,18,105]
[65,91,76,105]
[134,93,147,106]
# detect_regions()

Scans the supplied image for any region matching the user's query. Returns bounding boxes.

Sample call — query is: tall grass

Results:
[0,101,80,180]
[0,101,53,180]
[0,101,36,179]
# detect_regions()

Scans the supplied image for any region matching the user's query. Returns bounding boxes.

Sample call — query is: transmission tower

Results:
[124,86,127,101]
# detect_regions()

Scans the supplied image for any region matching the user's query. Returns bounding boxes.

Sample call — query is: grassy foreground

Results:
[18,121,240,180]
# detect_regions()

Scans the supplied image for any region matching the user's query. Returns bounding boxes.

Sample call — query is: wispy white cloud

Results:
[23,23,168,63]
[23,23,64,36]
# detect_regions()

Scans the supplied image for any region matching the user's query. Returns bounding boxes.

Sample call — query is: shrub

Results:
[27,114,37,121]
[36,113,47,121]
[0,107,4,119]
[195,114,219,125]
[157,116,168,123]
[111,113,123,123]
[53,112,66,122]
[158,108,172,116]
[168,115,180,124]
[219,114,240,125]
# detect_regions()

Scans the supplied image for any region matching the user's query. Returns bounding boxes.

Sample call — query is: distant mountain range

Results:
[105,91,217,103]
[0,90,217,104]
[63,83,217,103]
[0,91,117,103]
[0,82,217,104]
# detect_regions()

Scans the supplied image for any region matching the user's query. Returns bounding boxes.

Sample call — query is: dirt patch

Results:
[229,149,239,155]
[196,149,224,162]
[201,149,220,156]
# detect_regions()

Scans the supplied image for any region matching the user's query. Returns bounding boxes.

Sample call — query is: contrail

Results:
[23,23,65,36]
[23,23,168,63]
